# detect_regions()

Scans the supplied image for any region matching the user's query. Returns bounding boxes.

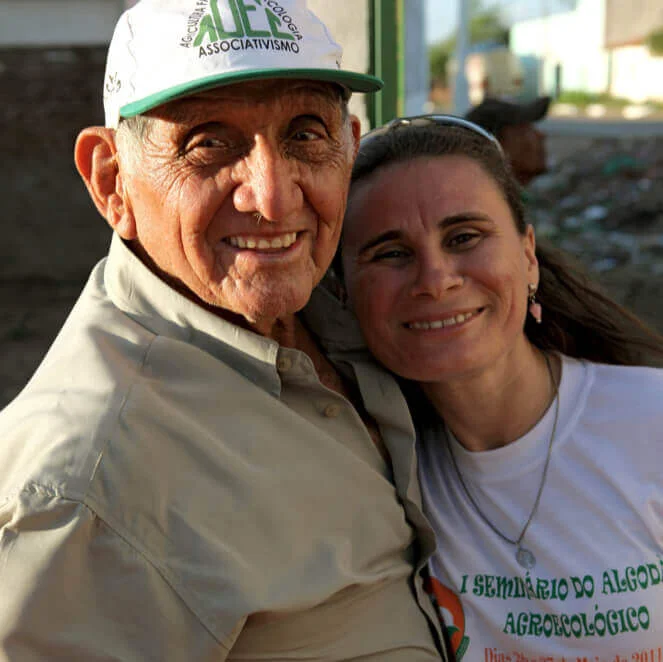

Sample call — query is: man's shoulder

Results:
[0,276,157,503]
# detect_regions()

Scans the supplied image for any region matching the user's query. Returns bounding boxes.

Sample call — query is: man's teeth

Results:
[409,312,475,330]
[228,232,297,249]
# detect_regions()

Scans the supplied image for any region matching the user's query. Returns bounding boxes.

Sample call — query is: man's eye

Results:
[292,129,320,142]
[187,137,226,150]
[288,114,330,143]
[182,134,244,164]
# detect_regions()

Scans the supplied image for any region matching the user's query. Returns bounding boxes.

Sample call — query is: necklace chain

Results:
[446,353,559,565]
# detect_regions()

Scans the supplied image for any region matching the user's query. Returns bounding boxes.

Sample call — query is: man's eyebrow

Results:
[356,213,492,255]
[150,101,210,126]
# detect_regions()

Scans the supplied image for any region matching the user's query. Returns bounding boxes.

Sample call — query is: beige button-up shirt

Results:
[0,235,447,660]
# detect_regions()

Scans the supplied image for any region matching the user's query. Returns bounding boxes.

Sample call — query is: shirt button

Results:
[277,356,293,373]
[323,403,341,418]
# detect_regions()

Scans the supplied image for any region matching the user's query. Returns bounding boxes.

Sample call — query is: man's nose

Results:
[232,137,303,222]
[409,255,463,299]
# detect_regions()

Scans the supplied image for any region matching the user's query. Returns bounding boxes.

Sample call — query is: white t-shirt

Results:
[418,354,663,661]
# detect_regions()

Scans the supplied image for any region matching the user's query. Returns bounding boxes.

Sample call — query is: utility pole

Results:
[453,0,471,114]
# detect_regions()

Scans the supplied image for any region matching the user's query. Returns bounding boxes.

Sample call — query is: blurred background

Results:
[2,0,663,407]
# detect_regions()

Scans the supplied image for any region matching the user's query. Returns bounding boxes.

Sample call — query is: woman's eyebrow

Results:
[436,212,492,228]
[357,230,402,256]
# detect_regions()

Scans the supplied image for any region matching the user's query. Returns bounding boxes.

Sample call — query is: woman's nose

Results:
[409,257,463,299]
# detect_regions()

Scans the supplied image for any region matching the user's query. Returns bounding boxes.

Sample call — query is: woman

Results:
[338,116,663,660]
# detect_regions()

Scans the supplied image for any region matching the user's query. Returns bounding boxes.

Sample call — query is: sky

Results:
[425,0,459,44]
[425,0,579,44]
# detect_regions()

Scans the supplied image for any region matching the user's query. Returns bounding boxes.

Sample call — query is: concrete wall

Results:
[307,0,372,130]
[605,0,663,48]
[510,0,610,96]
[0,46,111,281]
[311,0,430,123]
[610,45,663,103]
[0,2,126,282]
[0,0,124,46]
[403,0,429,116]
[511,0,663,104]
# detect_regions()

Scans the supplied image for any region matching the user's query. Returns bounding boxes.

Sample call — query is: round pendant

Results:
[516,547,536,569]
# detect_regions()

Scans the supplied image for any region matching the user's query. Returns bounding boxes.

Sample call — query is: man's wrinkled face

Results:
[115,80,359,333]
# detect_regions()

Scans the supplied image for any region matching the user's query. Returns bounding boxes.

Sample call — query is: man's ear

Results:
[349,114,362,160]
[74,127,137,239]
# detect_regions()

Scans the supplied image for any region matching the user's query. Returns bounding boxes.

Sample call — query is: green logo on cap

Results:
[194,0,299,47]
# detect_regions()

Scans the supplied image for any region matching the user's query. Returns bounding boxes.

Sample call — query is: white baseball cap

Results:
[103,0,383,128]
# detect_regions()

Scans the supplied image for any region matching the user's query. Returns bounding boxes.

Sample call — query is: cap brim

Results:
[120,68,383,119]
[520,96,551,123]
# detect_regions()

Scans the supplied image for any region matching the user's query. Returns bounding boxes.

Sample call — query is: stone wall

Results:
[1,46,112,284]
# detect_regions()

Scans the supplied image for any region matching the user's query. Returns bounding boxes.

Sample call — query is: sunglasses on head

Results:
[359,113,504,156]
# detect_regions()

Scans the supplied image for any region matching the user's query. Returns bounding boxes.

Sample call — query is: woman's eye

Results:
[372,247,409,261]
[447,232,480,248]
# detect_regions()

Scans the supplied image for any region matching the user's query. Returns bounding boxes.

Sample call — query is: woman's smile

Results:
[405,308,483,330]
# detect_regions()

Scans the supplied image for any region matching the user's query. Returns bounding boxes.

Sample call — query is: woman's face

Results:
[342,155,538,383]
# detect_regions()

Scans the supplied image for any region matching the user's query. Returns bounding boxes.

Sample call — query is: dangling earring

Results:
[528,283,542,324]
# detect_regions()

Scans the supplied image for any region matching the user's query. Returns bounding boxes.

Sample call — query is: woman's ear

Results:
[524,223,539,283]
[74,127,136,239]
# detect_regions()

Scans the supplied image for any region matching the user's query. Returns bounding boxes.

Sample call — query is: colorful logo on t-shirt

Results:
[425,576,471,660]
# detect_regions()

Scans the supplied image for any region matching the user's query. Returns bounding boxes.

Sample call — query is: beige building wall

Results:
[605,0,663,48]
[307,0,372,130]
[0,0,125,46]
[605,0,663,103]
[610,45,663,103]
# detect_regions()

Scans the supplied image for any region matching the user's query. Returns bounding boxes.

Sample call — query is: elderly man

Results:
[0,1,449,660]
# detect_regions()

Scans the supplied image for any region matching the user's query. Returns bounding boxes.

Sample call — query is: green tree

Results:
[646,27,663,56]
[428,0,509,86]
[429,39,454,86]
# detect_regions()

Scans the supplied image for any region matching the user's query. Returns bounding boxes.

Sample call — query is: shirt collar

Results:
[302,273,369,357]
[104,233,282,394]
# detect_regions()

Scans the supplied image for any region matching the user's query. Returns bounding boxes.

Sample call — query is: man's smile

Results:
[225,232,298,251]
